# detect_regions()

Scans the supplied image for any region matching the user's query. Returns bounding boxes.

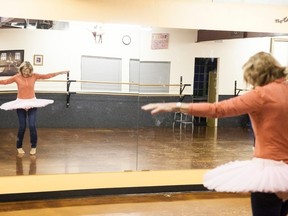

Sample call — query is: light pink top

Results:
[188,78,288,163]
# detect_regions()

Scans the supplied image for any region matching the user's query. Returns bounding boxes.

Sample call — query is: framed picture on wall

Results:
[33,55,43,66]
[151,33,169,49]
[0,49,24,76]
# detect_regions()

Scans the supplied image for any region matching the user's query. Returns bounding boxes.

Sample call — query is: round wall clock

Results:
[122,35,131,45]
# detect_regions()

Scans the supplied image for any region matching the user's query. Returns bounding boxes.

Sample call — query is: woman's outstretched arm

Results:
[35,71,69,79]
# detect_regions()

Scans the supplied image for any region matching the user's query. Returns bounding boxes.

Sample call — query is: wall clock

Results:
[122,35,131,45]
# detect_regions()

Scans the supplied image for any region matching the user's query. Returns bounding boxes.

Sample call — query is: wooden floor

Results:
[0,126,254,176]
[0,126,254,215]
[0,192,251,216]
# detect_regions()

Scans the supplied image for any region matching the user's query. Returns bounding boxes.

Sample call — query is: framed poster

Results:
[0,50,24,76]
[33,54,43,66]
[151,33,169,49]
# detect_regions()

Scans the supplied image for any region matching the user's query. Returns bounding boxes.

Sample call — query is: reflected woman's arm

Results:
[141,102,190,115]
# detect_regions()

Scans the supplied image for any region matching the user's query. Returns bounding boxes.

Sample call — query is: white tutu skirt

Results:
[0,98,54,110]
[204,158,288,193]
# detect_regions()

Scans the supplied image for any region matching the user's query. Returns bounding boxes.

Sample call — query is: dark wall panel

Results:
[0,94,247,129]
[0,93,139,128]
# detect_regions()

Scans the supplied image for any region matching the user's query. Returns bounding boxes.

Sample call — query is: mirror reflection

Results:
[0,17,286,176]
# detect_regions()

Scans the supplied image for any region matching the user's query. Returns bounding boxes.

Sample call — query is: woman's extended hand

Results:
[141,103,175,115]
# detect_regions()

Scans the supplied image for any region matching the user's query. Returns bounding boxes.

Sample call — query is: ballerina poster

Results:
[0,50,24,76]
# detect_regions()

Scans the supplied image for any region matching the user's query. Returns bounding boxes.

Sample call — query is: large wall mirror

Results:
[1,16,287,177]
[0,1,288,184]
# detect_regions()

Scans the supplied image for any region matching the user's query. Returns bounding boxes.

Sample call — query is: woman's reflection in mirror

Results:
[0,61,69,155]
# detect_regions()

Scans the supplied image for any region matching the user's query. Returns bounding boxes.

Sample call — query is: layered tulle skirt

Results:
[204,157,288,193]
[0,98,54,110]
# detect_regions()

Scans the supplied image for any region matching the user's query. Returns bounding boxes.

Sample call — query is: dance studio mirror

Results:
[0,17,287,176]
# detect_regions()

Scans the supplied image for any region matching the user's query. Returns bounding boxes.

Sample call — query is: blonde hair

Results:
[243,52,287,87]
[19,61,33,75]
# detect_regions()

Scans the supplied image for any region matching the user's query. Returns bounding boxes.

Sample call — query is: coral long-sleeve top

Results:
[0,73,59,99]
[187,78,288,163]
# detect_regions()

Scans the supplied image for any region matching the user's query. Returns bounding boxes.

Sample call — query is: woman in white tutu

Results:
[142,52,288,216]
[0,61,68,155]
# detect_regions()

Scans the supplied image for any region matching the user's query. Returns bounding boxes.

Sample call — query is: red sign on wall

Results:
[151,33,169,49]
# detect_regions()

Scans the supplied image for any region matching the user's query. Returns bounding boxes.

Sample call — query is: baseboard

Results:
[0,184,208,202]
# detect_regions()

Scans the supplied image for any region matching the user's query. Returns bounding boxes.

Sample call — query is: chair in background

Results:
[173,76,194,132]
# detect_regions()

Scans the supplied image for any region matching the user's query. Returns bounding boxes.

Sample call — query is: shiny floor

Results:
[0,126,254,176]
[0,192,251,216]
[0,126,254,215]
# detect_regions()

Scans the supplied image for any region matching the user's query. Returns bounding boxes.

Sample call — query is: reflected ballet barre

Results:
[0,73,192,108]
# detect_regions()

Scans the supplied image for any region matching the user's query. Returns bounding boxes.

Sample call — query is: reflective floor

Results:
[0,126,254,176]
[0,126,254,215]
[0,192,251,216]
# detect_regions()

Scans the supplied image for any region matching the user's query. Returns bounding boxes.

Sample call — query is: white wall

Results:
[271,38,288,66]
[192,37,272,94]
[0,1,287,96]
[0,26,276,95]
[0,29,71,91]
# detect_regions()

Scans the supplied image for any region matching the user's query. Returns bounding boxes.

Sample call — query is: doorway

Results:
[193,57,218,127]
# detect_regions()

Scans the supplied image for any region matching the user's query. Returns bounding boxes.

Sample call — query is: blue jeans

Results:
[16,108,37,148]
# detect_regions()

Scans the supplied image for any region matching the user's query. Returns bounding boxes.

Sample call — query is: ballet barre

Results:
[42,79,179,86]
[42,73,192,107]
[234,80,250,96]
[0,73,192,108]
[179,76,191,102]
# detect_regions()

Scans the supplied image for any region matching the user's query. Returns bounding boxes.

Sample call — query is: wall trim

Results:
[0,184,207,202]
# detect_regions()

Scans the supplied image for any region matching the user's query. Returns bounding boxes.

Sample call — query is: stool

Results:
[173,112,194,131]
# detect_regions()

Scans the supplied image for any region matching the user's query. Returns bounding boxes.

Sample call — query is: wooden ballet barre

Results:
[74,80,139,85]
[40,79,139,86]
[73,91,139,96]
[38,75,192,107]
[35,91,68,94]
[139,83,180,87]
[0,90,70,94]
[39,79,186,87]
[38,79,67,83]
[0,89,140,95]
[0,90,17,94]
[71,80,185,87]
